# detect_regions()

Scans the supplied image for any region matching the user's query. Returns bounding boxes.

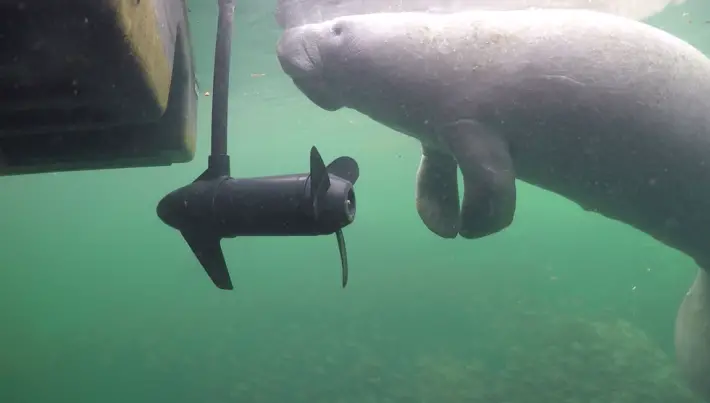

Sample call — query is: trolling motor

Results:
[156,0,360,290]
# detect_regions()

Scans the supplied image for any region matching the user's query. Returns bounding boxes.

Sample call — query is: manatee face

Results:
[276,14,418,120]
[277,22,345,111]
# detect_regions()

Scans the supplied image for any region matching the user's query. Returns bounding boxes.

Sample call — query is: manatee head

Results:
[277,21,346,111]
[276,14,428,122]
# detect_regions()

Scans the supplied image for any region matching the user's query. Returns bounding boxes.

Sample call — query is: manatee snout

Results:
[277,27,322,78]
[277,26,343,111]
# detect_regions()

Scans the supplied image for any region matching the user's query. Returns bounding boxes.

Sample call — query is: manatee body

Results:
[276,9,710,399]
[275,0,686,28]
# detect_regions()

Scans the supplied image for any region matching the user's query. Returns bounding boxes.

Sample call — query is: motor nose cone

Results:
[156,189,186,230]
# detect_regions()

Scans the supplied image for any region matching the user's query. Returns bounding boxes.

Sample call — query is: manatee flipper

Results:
[438,119,516,239]
[415,145,460,238]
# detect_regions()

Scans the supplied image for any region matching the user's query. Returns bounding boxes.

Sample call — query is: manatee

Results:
[275,8,710,400]
[275,0,686,28]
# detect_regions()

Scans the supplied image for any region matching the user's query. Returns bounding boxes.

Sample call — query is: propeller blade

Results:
[327,156,359,184]
[309,146,331,218]
[181,230,233,290]
[335,229,349,288]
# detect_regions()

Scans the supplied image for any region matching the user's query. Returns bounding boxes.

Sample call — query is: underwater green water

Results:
[1,1,710,402]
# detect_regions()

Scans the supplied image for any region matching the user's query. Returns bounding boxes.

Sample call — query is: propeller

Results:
[308,146,359,287]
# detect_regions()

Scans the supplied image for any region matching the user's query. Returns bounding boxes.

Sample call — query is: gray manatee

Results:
[276,8,710,400]
[275,0,686,28]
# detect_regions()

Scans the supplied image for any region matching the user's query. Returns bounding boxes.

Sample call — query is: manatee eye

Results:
[332,22,345,36]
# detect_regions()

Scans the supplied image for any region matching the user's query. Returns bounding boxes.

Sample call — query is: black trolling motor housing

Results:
[157,149,359,290]
[156,0,360,290]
